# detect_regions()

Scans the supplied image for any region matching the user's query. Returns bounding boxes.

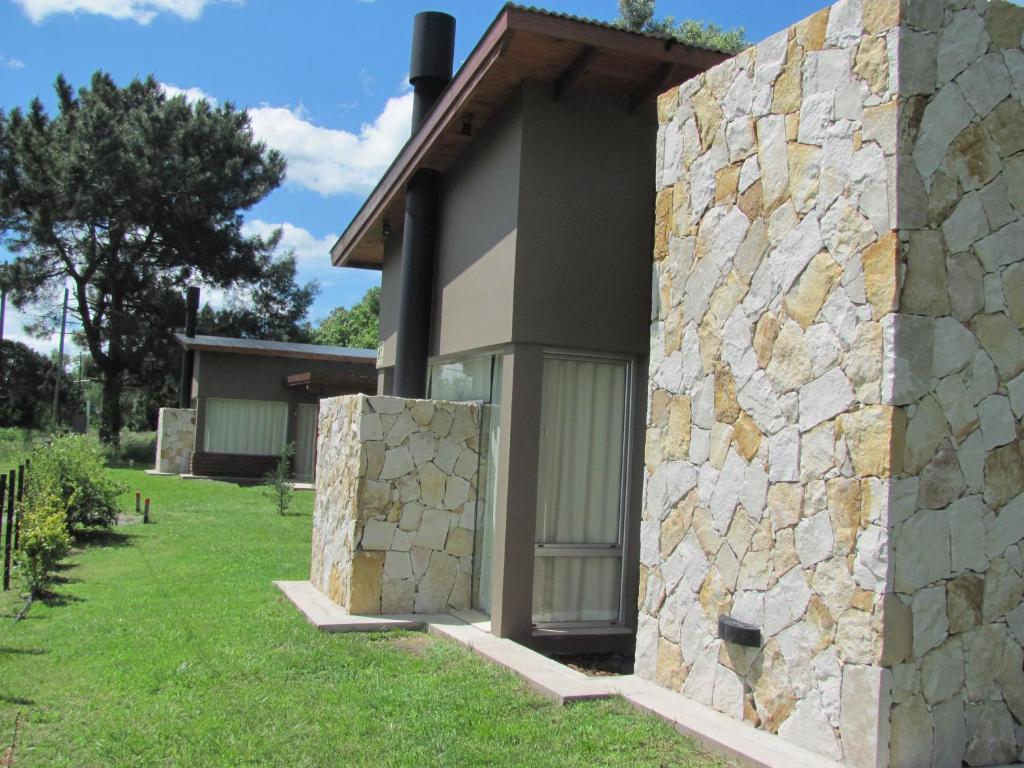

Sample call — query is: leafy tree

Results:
[0,339,83,429]
[312,286,380,349]
[0,72,286,447]
[615,0,747,54]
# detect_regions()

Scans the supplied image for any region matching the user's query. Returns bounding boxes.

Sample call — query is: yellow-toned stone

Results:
[806,598,836,652]
[445,526,474,557]
[795,7,830,51]
[772,527,800,581]
[692,87,724,150]
[738,179,763,220]
[691,501,723,557]
[767,483,803,531]
[709,422,734,469]
[698,314,723,374]
[672,182,693,239]
[827,478,862,557]
[785,112,800,142]
[657,86,680,124]
[656,639,686,690]
[645,427,664,474]
[654,187,673,262]
[753,642,798,733]
[658,273,672,322]
[786,143,821,214]
[784,251,841,328]
[854,35,890,95]
[879,593,912,665]
[862,232,900,320]
[984,441,1024,509]
[750,516,775,552]
[708,270,749,324]
[902,230,950,316]
[637,564,649,610]
[662,492,695,558]
[838,405,906,477]
[772,40,804,114]
[987,0,1024,51]
[715,164,741,205]
[853,129,863,152]
[666,396,692,460]
[733,411,763,462]
[699,568,732,622]
[348,552,385,614]
[851,588,876,612]
[863,0,900,35]
[765,320,813,392]
[714,363,741,424]
[664,309,685,356]
[753,314,781,369]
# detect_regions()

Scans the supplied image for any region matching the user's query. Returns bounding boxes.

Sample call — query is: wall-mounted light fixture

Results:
[461,112,474,136]
[382,219,392,237]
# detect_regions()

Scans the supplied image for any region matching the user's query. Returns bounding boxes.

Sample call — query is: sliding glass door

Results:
[427,354,503,615]
[532,354,631,626]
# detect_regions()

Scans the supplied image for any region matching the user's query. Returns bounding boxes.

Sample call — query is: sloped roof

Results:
[174,334,376,365]
[330,3,731,269]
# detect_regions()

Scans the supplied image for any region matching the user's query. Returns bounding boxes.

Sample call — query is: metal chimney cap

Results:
[409,11,456,84]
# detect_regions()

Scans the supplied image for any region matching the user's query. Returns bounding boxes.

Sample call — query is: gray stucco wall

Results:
[378,228,403,373]
[430,89,524,359]
[513,81,656,356]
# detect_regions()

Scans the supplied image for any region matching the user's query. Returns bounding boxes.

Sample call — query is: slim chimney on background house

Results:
[178,286,200,408]
[393,11,455,398]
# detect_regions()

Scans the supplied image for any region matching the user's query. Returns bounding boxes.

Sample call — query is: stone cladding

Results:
[154,407,196,474]
[310,394,482,616]
[640,0,1024,765]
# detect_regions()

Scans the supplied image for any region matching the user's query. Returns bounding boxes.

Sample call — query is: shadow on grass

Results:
[37,589,84,608]
[0,694,35,706]
[73,528,135,549]
[0,647,46,656]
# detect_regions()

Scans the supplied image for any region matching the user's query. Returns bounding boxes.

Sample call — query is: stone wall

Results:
[154,407,195,474]
[638,0,1023,765]
[887,1,1024,766]
[310,394,482,616]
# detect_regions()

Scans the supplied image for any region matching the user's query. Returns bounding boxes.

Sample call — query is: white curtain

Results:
[204,398,288,456]
[533,356,628,624]
[294,404,317,480]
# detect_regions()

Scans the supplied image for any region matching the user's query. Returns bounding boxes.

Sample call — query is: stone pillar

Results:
[639,0,1024,765]
[311,394,481,615]
[153,407,196,475]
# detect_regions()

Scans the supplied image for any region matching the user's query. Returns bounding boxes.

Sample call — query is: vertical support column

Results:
[487,346,543,640]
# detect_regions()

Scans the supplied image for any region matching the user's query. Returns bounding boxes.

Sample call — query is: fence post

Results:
[143,498,150,524]
[2,473,11,591]
[14,463,24,551]
[135,492,141,517]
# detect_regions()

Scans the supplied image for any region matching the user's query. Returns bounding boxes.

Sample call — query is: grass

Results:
[0,468,728,768]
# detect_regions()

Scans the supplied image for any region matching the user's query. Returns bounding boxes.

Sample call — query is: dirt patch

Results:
[389,634,434,657]
[552,651,633,677]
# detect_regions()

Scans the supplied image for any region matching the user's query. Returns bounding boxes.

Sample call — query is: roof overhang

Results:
[175,333,377,366]
[331,4,731,270]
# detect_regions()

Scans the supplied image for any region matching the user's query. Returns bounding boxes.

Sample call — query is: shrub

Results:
[29,435,126,529]
[262,443,295,516]
[17,489,72,597]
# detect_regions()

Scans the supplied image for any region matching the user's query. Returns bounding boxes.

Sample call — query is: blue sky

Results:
[0,0,827,353]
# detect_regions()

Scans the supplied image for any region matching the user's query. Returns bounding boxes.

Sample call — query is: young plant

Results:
[17,488,72,600]
[263,443,295,516]
[29,434,126,529]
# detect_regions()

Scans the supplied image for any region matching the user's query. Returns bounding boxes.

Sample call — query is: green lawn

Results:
[0,467,727,767]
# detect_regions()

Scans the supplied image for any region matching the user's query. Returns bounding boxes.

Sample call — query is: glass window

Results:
[204,398,289,456]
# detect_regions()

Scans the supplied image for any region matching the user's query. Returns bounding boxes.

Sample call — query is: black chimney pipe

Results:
[393,11,455,398]
[178,286,200,408]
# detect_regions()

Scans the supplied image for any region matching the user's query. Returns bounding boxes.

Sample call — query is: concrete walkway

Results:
[275,580,848,768]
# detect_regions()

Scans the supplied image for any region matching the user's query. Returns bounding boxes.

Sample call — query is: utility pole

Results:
[52,286,69,425]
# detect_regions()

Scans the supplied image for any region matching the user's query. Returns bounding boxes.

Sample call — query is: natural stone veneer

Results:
[310,394,481,616]
[154,407,195,474]
[641,0,1024,765]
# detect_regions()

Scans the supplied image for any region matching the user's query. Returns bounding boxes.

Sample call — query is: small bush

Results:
[17,489,72,596]
[29,435,126,529]
[262,443,295,516]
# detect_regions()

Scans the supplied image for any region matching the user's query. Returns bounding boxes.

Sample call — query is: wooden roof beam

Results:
[552,46,596,101]
[627,62,675,113]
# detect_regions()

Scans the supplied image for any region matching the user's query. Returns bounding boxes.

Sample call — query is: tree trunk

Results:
[99,370,123,452]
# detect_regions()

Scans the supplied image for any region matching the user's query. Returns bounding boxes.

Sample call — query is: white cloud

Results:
[247,92,412,195]
[3,56,26,70]
[241,219,338,270]
[160,82,216,105]
[3,305,61,354]
[14,0,239,24]
[159,81,412,196]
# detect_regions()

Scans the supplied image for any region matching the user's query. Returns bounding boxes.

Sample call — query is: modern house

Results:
[302,0,1024,765]
[153,334,376,480]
